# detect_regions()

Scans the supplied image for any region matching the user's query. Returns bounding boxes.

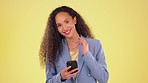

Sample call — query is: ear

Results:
[73,16,77,24]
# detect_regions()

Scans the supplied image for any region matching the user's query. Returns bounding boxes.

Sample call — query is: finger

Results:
[81,38,87,45]
[70,71,79,76]
[77,38,83,44]
[79,37,87,45]
[68,68,78,74]
[68,71,79,78]
[65,66,71,71]
[74,37,80,43]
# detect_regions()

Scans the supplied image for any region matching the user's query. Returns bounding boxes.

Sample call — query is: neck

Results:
[66,33,80,51]
[66,33,79,44]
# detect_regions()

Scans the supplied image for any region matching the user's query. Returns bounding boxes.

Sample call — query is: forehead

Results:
[55,12,72,23]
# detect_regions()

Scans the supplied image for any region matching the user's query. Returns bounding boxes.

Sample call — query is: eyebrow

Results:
[64,18,70,22]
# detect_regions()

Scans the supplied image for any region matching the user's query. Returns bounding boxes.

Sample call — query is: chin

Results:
[65,34,73,38]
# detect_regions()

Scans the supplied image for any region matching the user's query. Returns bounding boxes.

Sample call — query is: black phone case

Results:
[66,60,78,73]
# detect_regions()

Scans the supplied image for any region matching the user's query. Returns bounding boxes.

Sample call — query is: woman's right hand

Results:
[60,66,78,80]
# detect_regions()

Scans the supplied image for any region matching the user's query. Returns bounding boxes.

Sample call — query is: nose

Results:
[62,24,68,31]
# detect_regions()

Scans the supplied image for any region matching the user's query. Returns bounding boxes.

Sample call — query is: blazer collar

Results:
[61,38,71,65]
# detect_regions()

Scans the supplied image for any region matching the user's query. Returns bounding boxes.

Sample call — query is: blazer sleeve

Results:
[46,57,65,83]
[82,40,109,83]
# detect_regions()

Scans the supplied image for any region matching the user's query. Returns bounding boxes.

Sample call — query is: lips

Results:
[63,28,72,35]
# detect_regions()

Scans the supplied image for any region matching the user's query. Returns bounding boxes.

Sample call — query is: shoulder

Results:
[84,37,101,46]
[83,37,104,57]
[82,36,102,51]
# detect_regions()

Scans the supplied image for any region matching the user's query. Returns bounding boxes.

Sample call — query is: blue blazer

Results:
[46,36,109,83]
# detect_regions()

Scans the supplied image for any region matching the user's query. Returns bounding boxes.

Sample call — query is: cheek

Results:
[72,25,76,30]
[67,21,75,27]
[57,28,62,33]
[69,23,76,29]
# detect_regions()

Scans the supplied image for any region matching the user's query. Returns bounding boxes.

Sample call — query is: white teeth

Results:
[64,29,71,35]
[65,30,70,34]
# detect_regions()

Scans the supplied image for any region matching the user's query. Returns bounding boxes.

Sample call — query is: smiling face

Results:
[55,12,79,39]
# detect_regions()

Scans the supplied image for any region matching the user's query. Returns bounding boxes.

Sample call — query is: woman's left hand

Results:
[78,37,88,56]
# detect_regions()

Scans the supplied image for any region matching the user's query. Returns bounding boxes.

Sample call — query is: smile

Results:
[63,28,72,35]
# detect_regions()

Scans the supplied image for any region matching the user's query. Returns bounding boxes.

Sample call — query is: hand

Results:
[78,37,88,56]
[60,66,78,80]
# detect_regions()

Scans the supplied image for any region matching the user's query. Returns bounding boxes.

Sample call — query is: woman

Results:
[39,6,109,83]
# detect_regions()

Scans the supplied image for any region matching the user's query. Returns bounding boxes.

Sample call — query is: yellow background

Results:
[0,0,148,83]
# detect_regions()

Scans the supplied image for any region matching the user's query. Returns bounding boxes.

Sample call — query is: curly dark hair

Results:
[39,6,94,68]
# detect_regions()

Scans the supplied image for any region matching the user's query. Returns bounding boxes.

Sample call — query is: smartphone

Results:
[66,60,78,73]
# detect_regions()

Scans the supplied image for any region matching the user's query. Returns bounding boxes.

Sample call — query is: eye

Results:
[65,20,69,23]
[57,24,61,28]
